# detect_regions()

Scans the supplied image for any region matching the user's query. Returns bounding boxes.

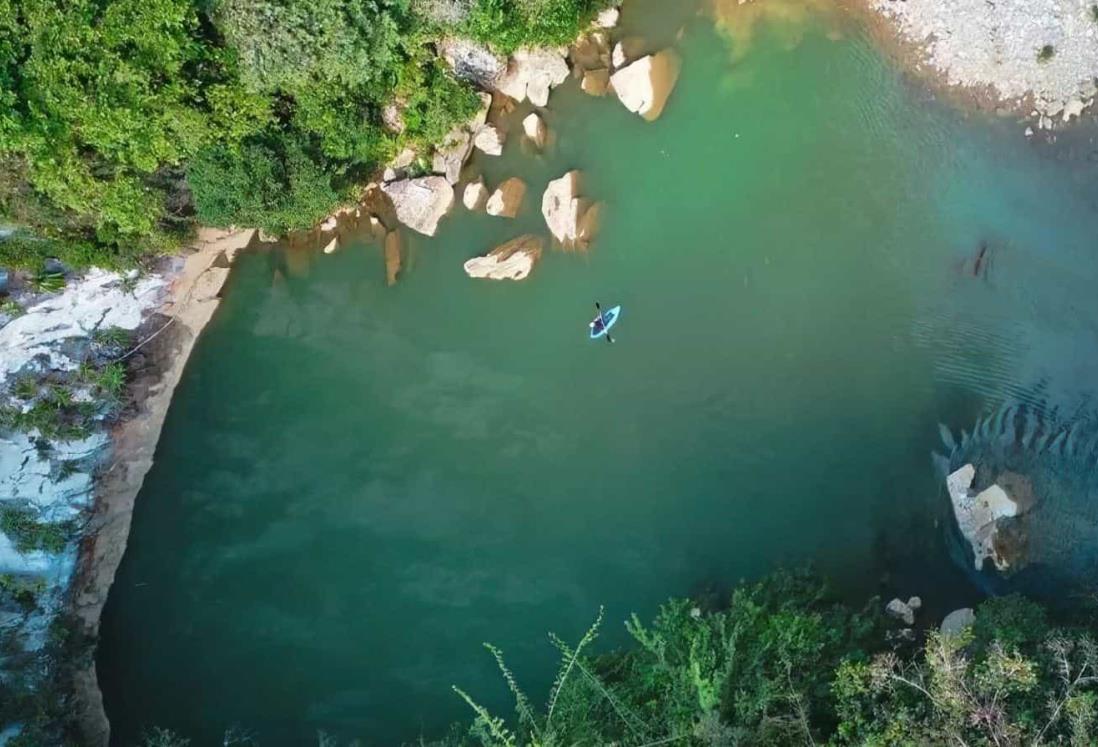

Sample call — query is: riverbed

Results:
[98,2,1098,743]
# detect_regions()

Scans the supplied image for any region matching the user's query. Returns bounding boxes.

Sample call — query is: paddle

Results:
[594,301,613,344]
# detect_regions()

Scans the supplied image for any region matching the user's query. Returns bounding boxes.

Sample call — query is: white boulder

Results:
[464,234,543,281]
[485,177,527,218]
[381,176,455,237]
[610,49,681,121]
[522,112,548,148]
[496,48,570,107]
[885,597,920,626]
[463,178,489,211]
[432,126,474,184]
[473,124,504,156]
[1063,98,1087,122]
[322,237,339,254]
[612,42,626,69]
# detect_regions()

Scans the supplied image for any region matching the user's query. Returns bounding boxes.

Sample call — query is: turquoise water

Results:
[99,3,1098,744]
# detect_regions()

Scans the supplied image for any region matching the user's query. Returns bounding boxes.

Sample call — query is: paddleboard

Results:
[589,305,621,339]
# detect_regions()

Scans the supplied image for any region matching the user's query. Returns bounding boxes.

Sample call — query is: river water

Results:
[98,1,1098,744]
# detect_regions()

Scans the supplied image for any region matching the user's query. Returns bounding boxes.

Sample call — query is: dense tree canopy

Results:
[0,0,597,270]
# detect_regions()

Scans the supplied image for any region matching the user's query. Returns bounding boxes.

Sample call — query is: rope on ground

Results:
[112,317,176,363]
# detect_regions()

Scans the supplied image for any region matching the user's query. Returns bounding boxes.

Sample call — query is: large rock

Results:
[383,146,417,182]
[382,101,406,134]
[496,48,570,107]
[946,464,1035,572]
[473,124,504,156]
[885,597,921,626]
[940,608,976,638]
[384,231,402,286]
[438,37,506,87]
[611,49,682,121]
[541,171,599,249]
[485,177,527,218]
[432,127,474,184]
[522,112,548,149]
[463,178,489,211]
[464,235,543,281]
[381,177,455,237]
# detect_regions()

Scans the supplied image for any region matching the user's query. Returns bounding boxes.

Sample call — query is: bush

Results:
[0,507,69,554]
[1038,44,1056,62]
[462,0,605,53]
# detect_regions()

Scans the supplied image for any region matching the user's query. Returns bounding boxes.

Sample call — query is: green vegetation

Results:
[0,0,602,269]
[0,506,68,554]
[1038,44,1056,62]
[27,270,65,293]
[443,573,1098,746]
[1091,4,1098,23]
[461,0,607,54]
[0,297,23,317]
[0,382,93,441]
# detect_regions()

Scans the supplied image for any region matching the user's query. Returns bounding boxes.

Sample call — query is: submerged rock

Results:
[384,231,402,286]
[463,178,489,211]
[496,48,570,107]
[582,68,611,96]
[522,112,548,149]
[485,177,527,218]
[464,234,543,280]
[381,177,454,237]
[611,49,682,121]
[541,171,600,249]
[946,464,1035,572]
[571,30,611,73]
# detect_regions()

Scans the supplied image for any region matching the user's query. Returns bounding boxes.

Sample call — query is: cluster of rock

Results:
[357,3,683,283]
[885,595,976,640]
[946,464,1036,572]
[463,235,544,281]
[870,0,1098,127]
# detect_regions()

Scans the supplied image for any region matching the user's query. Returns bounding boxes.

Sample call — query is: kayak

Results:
[589,305,621,339]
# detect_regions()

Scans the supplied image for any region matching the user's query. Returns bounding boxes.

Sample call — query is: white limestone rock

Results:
[464,234,543,281]
[946,464,1033,571]
[596,6,620,29]
[485,177,527,218]
[438,37,506,88]
[885,597,919,626]
[473,124,505,156]
[322,237,339,254]
[522,112,548,148]
[610,49,682,121]
[496,48,570,106]
[432,127,474,184]
[381,176,455,237]
[463,178,490,211]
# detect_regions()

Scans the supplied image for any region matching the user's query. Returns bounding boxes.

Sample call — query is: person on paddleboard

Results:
[590,301,614,343]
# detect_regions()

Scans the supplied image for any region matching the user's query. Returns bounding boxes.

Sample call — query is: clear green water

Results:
[99,3,1098,744]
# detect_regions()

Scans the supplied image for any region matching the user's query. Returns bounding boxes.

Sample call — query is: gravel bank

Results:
[870,0,1098,123]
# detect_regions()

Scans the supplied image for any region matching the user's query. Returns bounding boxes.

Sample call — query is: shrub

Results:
[462,0,606,53]
[0,507,69,554]
[1038,44,1056,62]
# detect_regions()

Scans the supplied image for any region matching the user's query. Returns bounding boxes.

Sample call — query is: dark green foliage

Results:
[0,507,69,554]
[28,270,65,293]
[0,573,45,612]
[462,0,604,53]
[188,133,344,235]
[1092,4,1098,22]
[92,325,131,350]
[1038,44,1056,62]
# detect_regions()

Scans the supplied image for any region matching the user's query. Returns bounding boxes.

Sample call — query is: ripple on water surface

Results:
[99,2,1098,744]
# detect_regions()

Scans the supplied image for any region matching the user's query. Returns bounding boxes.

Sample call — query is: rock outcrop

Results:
[438,37,506,87]
[463,234,543,281]
[946,464,1035,571]
[611,49,682,121]
[885,596,922,626]
[522,112,548,149]
[381,176,455,236]
[496,48,570,107]
[541,171,600,249]
[463,178,489,211]
[485,177,527,218]
[383,146,417,182]
[473,124,504,156]
[596,6,620,29]
[940,608,976,637]
[432,127,474,184]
